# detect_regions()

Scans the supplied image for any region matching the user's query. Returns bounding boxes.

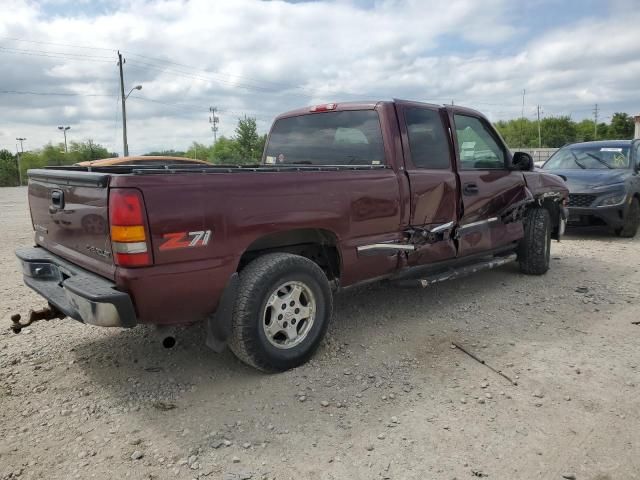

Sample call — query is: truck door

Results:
[396,102,458,265]
[449,109,527,257]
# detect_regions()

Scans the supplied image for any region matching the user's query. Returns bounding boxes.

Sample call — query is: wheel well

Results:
[237,229,341,281]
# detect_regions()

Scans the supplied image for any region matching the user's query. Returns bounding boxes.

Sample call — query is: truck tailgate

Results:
[27,169,116,280]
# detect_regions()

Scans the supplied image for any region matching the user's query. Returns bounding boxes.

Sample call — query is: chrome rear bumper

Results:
[16,246,136,328]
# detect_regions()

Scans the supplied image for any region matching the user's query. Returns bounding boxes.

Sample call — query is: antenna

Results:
[209,106,219,144]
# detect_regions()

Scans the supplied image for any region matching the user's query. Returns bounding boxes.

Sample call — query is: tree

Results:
[575,119,596,142]
[210,136,241,164]
[494,118,538,148]
[0,149,19,187]
[68,140,114,163]
[143,149,186,157]
[608,113,634,139]
[234,117,263,162]
[185,142,213,162]
[540,116,576,148]
[5,140,114,183]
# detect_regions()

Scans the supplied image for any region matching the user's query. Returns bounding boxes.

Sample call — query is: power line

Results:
[122,51,303,92]
[0,36,545,108]
[0,45,112,59]
[0,35,114,51]
[125,60,290,94]
[0,46,113,62]
[0,90,115,97]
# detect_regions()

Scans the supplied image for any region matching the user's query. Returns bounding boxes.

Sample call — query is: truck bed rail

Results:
[42,163,390,175]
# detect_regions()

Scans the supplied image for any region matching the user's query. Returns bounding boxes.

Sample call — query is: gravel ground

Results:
[1,185,639,480]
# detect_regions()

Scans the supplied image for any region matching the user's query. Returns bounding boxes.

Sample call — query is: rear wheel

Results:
[228,253,332,372]
[518,207,551,275]
[614,197,639,238]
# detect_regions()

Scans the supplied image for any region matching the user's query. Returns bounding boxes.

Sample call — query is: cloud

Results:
[0,0,638,154]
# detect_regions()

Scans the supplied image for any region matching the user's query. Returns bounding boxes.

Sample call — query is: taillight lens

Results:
[108,189,152,267]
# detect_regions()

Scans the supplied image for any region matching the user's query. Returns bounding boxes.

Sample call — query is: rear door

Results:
[448,109,528,257]
[396,101,457,265]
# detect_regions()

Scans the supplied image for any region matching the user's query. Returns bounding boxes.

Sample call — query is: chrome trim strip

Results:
[357,243,416,253]
[429,221,454,234]
[457,217,498,232]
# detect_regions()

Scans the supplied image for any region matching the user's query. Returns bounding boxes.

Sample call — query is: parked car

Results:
[534,160,546,169]
[541,140,640,237]
[16,100,568,372]
[75,156,210,167]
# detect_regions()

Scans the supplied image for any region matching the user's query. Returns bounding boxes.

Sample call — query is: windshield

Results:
[264,110,385,166]
[543,145,630,170]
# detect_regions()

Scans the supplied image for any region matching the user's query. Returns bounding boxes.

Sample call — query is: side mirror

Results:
[511,151,534,171]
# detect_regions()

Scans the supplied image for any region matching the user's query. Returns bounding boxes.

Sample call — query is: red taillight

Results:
[109,189,145,225]
[310,103,337,112]
[114,251,151,267]
[108,188,152,267]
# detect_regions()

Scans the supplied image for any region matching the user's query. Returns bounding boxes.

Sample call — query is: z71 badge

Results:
[159,230,212,251]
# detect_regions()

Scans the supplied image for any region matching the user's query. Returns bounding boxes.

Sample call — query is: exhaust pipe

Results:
[162,336,176,349]
[153,326,177,349]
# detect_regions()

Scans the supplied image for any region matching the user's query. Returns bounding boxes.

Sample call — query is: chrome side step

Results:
[393,254,517,288]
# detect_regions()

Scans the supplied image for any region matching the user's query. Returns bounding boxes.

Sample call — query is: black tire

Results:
[614,197,639,238]
[228,253,333,372]
[518,207,551,275]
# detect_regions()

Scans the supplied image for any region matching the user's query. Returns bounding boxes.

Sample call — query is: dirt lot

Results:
[0,185,639,480]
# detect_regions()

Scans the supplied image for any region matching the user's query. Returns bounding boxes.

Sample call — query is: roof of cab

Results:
[274,99,485,121]
[275,101,383,120]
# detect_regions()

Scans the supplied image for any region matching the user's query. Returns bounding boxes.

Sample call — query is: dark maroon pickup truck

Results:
[15,100,568,371]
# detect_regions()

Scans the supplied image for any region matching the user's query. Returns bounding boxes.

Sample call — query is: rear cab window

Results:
[264,110,385,166]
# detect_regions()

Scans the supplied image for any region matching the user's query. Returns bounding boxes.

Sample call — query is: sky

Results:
[0,0,639,155]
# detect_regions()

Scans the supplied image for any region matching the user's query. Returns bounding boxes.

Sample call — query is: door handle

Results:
[49,189,65,213]
[463,183,479,195]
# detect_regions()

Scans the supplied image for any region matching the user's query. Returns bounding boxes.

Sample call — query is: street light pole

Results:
[57,126,70,152]
[16,137,25,186]
[117,50,142,157]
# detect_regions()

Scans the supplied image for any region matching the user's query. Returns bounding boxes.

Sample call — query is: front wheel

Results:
[228,253,333,372]
[518,208,551,275]
[614,197,639,238]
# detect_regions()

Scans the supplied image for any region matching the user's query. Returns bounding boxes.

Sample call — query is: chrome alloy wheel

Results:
[262,281,316,349]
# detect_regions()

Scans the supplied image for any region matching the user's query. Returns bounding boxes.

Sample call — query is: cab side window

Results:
[405,108,451,169]
[454,114,506,169]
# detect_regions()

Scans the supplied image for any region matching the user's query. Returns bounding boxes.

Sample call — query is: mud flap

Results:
[205,273,239,353]
[553,206,569,241]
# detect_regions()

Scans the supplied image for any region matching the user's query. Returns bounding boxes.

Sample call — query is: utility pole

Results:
[536,105,543,148]
[209,106,219,144]
[520,89,526,147]
[118,51,129,156]
[593,104,599,140]
[57,126,70,152]
[16,137,25,186]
